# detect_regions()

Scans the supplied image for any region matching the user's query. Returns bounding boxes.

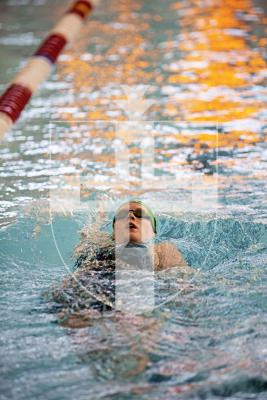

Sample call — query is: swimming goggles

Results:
[114,208,152,223]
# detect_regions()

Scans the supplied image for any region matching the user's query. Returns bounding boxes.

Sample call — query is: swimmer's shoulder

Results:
[154,241,188,271]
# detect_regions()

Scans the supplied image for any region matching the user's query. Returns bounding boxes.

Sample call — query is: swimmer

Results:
[112,200,188,271]
[55,200,194,324]
[73,199,192,275]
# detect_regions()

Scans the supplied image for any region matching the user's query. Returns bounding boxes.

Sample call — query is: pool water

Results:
[0,0,267,399]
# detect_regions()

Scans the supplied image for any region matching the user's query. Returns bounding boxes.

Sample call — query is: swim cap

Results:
[113,199,157,233]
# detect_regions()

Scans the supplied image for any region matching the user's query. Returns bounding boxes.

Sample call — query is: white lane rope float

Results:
[0,0,99,139]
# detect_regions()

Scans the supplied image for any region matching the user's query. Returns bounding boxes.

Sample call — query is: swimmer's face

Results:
[113,202,155,245]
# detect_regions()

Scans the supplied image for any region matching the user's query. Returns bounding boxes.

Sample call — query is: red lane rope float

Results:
[0,84,32,123]
[34,33,67,64]
[0,0,96,138]
[68,0,93,20]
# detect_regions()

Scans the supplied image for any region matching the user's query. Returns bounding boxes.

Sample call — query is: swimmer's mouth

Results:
[128,222,138,230]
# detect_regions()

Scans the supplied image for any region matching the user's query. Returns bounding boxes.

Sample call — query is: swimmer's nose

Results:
[127,211,136,220]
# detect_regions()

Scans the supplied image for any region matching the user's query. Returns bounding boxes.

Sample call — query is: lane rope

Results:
[0,0,99,139]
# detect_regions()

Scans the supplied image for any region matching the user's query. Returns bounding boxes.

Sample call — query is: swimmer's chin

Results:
[113,238,146,246]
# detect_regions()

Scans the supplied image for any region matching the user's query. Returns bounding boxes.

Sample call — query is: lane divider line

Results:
[0,0,99,139]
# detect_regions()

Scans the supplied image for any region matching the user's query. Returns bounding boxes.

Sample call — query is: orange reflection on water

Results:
[57,0,266,156]
[168,0,266,148]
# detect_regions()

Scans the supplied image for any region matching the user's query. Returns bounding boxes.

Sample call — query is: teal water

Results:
[1,0,267,399]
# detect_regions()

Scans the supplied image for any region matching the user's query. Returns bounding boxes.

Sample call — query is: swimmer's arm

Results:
[168,243,197,274]
[158,242,195,273]
[72,268,84,280]
[165,242,188,267]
